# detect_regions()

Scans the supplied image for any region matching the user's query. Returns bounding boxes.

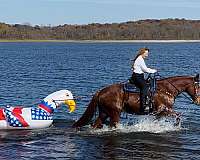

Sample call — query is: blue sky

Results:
[0,0,200,26]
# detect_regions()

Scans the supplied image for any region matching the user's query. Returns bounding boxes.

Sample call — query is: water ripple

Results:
[0,42,200,159]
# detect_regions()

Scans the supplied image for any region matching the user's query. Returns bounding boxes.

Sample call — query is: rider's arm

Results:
[140,58,157,74]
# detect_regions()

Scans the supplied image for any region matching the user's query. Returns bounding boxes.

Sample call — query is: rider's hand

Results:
[153,69,157,73]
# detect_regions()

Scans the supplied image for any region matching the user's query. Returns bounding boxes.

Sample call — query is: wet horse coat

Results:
[73,74,200,128]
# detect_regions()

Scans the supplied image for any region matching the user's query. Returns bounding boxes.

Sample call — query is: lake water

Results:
[0,42,199,159]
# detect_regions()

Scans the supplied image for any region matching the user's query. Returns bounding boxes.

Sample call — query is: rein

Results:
[157,74,195,102]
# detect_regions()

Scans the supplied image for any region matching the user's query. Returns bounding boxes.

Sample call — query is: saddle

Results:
[123,74,157,93]
[123,74,157,113]
[123,82,140,93]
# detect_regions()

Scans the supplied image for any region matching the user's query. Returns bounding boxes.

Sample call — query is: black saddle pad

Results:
[123,82,140,93]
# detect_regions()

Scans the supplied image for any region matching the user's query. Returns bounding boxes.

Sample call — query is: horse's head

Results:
[185,74,200,105]
[194,74,200,105]
[45,90,76,113]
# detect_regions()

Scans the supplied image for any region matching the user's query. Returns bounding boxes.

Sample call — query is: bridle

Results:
[157,74,200,103]
[194,78,200,99]
[180,77,200,102]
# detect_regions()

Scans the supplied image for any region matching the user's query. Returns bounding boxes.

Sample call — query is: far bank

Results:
[1,39,200,43]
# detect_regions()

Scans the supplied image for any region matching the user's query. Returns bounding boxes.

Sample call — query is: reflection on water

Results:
[0,42,200,159]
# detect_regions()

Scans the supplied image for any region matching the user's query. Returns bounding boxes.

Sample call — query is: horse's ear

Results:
[194,74,199,81]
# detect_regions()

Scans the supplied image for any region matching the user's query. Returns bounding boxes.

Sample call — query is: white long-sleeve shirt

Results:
[133,55,157,74]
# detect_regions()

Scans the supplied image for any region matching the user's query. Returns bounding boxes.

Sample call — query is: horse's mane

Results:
[157,75,193,82]
[98,75,194,92]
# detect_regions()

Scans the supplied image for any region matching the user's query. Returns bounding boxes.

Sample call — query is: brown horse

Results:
[73,74,200,128]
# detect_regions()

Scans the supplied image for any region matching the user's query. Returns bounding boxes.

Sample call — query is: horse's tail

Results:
[72,91,99,128]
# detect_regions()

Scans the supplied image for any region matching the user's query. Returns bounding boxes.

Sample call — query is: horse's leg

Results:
[92,112,108,129]
[155,105,181,126]
[166,108,181,126]
[92,117,103,129]
[109,111,120,128]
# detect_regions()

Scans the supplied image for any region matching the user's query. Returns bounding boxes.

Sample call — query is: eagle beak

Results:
[64,99,76,113]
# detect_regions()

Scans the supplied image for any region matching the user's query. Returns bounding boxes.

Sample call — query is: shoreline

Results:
[0,39,200,43]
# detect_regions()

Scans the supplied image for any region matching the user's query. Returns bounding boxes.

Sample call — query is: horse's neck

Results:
[158,76,192,97]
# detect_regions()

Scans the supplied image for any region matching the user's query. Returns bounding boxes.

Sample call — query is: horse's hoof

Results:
[174,117,181,126]
[74,127,81,131]
[92,124,103,129]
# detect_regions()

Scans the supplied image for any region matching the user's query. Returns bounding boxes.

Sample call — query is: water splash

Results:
[89,116,181,135]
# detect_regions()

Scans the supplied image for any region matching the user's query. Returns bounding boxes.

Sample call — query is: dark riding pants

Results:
[131,73,148,113]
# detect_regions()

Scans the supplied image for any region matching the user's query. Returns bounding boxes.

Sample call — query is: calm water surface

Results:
[0,42,199,159]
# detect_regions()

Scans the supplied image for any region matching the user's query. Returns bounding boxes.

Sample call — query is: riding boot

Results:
[139,86,148,114]
[139,96,146,114]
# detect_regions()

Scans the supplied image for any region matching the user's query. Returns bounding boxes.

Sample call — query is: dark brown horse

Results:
[73,74,200,128]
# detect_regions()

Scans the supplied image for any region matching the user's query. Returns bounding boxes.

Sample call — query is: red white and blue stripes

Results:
[4,107,29,127]
[38,100,54,114]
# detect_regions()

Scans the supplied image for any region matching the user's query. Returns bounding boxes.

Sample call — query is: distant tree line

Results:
[1,19,200,40]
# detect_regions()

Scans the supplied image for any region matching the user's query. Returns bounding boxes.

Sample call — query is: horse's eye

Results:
[66,93,69,97]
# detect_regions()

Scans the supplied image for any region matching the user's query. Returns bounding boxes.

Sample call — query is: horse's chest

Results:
[156,93,175,105]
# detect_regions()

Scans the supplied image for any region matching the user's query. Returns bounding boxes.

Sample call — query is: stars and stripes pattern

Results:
[38,100,54,114]
[31,108,52,120]
[4,108,29,127]
[2,100,54,128]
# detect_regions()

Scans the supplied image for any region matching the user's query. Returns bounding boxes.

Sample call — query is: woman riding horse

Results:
[131,47,157,114]
[73,74,200,129]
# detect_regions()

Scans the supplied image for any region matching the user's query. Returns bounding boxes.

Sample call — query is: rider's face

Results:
[142,50,149,59]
